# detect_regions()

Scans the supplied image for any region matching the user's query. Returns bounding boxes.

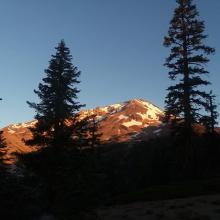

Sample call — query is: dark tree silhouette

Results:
[72,113,102,150]
[86,113,102,149]
[0,130,6,149]
[0,98,7,166]
[0,130,7,166]
[27,40,84,149]
[24,41,101,219]
[164,0,215,139]
[200,91,219,134]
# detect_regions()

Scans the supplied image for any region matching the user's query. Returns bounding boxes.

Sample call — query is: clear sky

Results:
[0,0,219,127]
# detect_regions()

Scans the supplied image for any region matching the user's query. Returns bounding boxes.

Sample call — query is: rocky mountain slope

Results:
[1,99,164,163]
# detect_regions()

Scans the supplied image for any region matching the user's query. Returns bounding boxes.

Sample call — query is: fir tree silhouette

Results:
[200,91,219,134]
[0,98,6,166]
[27,40,84,149]
[164,0,215,140]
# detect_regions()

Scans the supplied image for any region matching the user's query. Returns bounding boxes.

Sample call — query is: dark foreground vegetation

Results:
[1,133,220,220]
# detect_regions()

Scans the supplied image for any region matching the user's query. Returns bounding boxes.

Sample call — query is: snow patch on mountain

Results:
[122,120,142,127]
[8,128,16,134]
[118,115,129,120]
[95,115,106,122]
[135,99,163,113]
[10,121,37,130]
[136,112,149,120]
[101,103,123,114]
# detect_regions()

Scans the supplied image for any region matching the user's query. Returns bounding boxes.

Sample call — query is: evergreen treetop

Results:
[27,40,84,149]
[164,0,215,137]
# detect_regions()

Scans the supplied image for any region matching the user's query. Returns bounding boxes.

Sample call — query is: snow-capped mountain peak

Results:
[2,98,164,163]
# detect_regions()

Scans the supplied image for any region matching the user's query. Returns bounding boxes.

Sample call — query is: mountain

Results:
[1,99,164,163]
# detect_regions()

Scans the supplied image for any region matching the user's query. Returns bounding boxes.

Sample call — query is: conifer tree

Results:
[72,113,101,150]
[72,114,90,150]
[86,113,102,148]
[0,130,6,165]
[0,130,6,149]
[0,99,6,165]
[27,40,84,149]
[200,91,219,134]
[164,0,215,139]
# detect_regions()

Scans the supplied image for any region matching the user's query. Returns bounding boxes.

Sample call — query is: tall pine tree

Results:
[164,0,215,139]
[27,40,84,149]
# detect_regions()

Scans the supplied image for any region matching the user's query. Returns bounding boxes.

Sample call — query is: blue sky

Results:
[0,0,219,127]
